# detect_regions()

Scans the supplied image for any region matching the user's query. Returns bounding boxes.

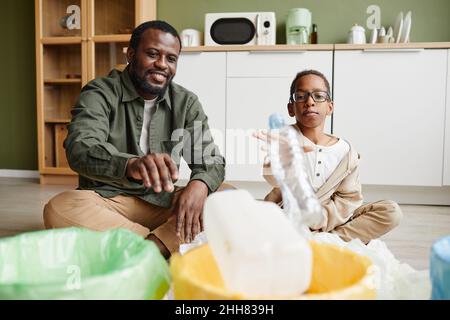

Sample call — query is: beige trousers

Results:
[329,200,403,244]
[44,188,184,254]
[43,184,235,254]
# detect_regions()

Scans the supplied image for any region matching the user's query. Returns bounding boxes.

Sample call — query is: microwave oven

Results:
[205,12,276,46]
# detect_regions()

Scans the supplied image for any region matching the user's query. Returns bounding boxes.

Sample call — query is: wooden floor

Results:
[0,177,449,270]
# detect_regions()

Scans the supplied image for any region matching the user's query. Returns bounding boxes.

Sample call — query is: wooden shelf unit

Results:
[45,118,72,124]
[42,36,83,44]
[44,79,82,84]
[93,41,129,77]
[35,0,156,184]
[42,0,83,37]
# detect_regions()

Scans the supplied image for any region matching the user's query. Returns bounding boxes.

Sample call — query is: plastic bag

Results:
[0,228,170,299]
[179,232,208,255]
[311,232,431,299]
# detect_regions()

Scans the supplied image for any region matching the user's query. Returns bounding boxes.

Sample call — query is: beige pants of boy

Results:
[329,200,402,244]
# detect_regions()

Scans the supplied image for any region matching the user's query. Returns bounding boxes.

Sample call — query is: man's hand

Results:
[126,153,178,193]
[173,180,208,243]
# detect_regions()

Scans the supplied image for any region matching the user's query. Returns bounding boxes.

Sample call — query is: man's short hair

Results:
[129,20,182,50]
[289,70,331,102]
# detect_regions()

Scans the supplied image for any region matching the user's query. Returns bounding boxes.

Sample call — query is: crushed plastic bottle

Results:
[267,113,323,234]
[204,189,312,297]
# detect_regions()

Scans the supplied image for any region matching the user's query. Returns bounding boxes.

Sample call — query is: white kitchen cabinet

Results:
[226,51,333,181]
[444,49,450,186]
[333,49,447,186]
[226,77,292,181]
[173,52,226,180]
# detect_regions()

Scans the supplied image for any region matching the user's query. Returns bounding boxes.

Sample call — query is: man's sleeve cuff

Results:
[190,172,222,194]
[111,152,138,179]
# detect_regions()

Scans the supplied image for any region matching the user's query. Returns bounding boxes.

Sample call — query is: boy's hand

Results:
[264,187,282,203]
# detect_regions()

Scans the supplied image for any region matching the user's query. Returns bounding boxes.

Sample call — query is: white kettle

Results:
[347,24,366,44]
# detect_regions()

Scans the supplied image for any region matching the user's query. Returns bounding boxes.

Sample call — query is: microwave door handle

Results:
[255,14,261,37]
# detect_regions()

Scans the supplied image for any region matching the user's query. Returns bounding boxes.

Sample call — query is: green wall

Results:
[1,0,449,170]
[0,0,37,170]
[158,0,450,44]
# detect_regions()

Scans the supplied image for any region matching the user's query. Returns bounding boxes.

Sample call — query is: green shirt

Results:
[64,67,225,208]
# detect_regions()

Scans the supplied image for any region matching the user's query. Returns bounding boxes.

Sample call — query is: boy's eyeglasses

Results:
[291,91,330,103]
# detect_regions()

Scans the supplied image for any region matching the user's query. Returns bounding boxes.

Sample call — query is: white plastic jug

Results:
[204,190,312,297]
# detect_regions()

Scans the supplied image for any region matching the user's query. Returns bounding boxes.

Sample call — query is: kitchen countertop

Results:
[181,42,450,52]
[182,44,333,52]
[334,42,450,50]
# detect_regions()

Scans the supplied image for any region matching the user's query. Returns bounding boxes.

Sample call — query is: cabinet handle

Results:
[363,48,424,53]
[180,51,203,55]
[248,50,307,54]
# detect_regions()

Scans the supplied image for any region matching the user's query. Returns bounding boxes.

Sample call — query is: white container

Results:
[347,24,366,44]
[204,189,312,297]
[180,28,203,47]
[369,28,378,44]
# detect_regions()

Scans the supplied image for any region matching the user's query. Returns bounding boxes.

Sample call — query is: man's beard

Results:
[129,63,172,97]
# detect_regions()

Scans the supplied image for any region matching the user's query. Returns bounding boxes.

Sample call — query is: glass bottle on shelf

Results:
[311,24,318,44]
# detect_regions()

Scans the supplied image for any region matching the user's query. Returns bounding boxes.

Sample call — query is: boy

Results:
[262,70,402,244]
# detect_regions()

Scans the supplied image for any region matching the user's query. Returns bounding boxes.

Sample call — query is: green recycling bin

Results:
[0,228,170,299]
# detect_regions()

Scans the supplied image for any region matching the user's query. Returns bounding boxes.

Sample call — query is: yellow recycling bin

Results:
[170,241,376,299]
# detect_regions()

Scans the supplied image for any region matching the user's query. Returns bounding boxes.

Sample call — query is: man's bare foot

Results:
[146,234,171,259]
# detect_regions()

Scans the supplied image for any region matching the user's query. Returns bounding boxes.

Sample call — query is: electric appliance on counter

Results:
[205,12,276,46]
[286,8,312,45]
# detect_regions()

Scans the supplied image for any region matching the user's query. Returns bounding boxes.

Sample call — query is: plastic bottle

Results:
[268,113,323,234]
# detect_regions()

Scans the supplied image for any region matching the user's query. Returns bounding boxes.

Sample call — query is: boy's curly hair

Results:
[289,70,331,102]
